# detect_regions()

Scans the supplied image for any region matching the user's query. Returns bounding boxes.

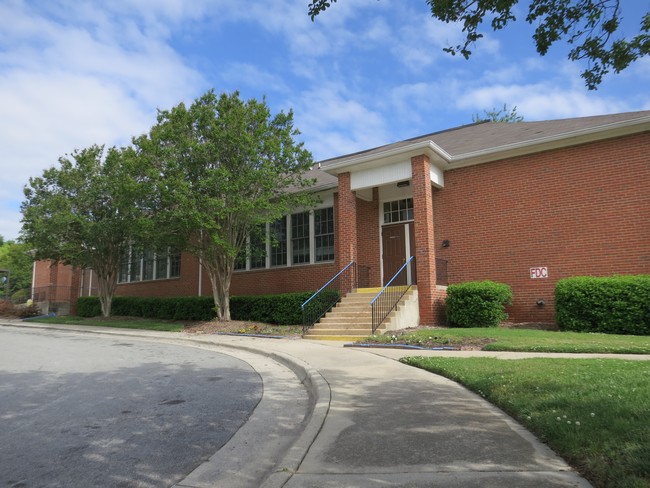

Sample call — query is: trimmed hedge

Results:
[446,280,513,328]
[555,275,650,335]
[77,296,102,317]
[76,291,334,325]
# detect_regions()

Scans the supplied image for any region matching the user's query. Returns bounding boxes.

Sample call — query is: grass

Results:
[27,315,185,332]
[365,327,650,354]
[400,356,650,488]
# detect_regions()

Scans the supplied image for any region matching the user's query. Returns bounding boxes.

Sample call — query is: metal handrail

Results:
[301,260,356,334]
[370,256,414,334]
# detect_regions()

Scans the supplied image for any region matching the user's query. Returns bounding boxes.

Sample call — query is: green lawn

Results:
[367,327,650,354]
[28,315,184,332]
[400,356,650,488]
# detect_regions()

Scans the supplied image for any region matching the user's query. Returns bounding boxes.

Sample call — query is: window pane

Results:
[383,198,414,224]
[143,249,155,281]
[130,250,142,282]
[314,207,334,262]
[271,218,287,267]
[155,251,168,279]
[250,225,267,269]
[292,212,310,264]
[169,250,181,278]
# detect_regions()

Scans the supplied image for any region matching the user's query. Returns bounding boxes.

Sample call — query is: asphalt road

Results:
[0,327,263,488]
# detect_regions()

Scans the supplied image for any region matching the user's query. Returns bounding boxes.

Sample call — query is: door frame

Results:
[380,222,416,286]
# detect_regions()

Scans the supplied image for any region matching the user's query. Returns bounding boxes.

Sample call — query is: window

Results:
[155,250,169,279]
[169,250,181,278]
[143,250,155,281]
[129,249,142,282]
[383,198,413,224]
[270,218,287,267]
[233,206,335,271]
[250,225,267,269]
[314,207,334,262]
[118,247,181,283]
[292,212,310,264]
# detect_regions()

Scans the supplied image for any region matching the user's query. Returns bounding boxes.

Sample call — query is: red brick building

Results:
[33,111,650,324]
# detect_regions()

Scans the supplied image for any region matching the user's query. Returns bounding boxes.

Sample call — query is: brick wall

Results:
[230,262,338,296]
[356,188,381,287]
[433,132,650,322]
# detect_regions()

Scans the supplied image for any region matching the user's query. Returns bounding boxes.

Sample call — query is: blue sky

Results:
[2,0,649,241]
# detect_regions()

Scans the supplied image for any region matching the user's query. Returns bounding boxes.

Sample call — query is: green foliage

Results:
[555,275,650,335]
[20,145,150,317]
[77,296,103,317]
[446,280,512,328]
[134,90,317,320]
[308,0,650,89]
[75,292,319,324]
[472,104,524,123]
[0,240,33,298]
[231,291,323,325]
[401,357,650,488]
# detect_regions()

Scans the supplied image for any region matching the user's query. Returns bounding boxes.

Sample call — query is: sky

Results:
[1,0,649,241]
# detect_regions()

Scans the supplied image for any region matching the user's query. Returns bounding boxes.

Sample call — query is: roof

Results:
[319,110,650,169]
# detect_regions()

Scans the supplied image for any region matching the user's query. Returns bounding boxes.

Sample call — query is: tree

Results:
[20,145,148,317]
[472,104,524,122]
[0,239,33,301]
[134,90,317,321]
[308,0,650,89]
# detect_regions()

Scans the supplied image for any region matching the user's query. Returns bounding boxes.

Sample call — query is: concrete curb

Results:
[0,322,330,488]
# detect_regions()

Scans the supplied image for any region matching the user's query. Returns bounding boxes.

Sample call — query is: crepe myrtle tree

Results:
[20,145,149,317]
[134,90,318,321]
[308,0,650,89]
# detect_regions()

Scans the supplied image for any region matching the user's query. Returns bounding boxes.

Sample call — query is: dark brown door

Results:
[382,224,406,286]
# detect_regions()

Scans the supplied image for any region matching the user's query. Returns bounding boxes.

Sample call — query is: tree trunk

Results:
[95,267,117,317]
[205,257,233,321]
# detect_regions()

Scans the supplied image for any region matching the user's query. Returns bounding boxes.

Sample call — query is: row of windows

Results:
[118,248,181,283]
[236,207,335,271]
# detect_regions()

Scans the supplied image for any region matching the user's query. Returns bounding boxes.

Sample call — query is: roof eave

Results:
[449,115,650,167]
[320,115,650,174]
[321,140,452,175]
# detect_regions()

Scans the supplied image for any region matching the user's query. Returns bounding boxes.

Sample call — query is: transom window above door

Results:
[383,198,414,224]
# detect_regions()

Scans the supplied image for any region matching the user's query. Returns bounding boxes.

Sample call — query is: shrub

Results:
[0,299,16,317]
[15,303,41,318]
[446,280,512,328]
[75,292,319,324]
[231,292,319,325]
[555,275,650,335]
[77,296,102,317]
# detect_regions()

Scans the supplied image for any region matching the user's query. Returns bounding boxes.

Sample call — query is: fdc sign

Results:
[530,267,549,279]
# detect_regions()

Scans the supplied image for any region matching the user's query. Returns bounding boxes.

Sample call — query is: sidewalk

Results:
[1,320,598,487]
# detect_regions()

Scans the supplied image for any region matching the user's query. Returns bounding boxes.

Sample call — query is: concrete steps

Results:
[305,287,417,340]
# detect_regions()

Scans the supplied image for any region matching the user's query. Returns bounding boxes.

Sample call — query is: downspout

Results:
[31,260,36,302]
[198,229,203,296]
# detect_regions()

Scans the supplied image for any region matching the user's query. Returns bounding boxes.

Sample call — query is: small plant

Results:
[446,280,512,328]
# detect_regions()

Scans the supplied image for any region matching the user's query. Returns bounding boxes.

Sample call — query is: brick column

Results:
[411,155,437,325]
[335,172,358,291]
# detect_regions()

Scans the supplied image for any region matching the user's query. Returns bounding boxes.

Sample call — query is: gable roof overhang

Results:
[319,111,650,190]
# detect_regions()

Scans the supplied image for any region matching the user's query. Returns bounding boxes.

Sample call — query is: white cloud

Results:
[289,84,390,160]
[456,82,630,120]
[0,0,206,240]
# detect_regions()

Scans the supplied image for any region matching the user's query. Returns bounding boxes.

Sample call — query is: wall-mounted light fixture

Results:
[396,180,410,188]
[536,299,545,307]
[442,240,450,248]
